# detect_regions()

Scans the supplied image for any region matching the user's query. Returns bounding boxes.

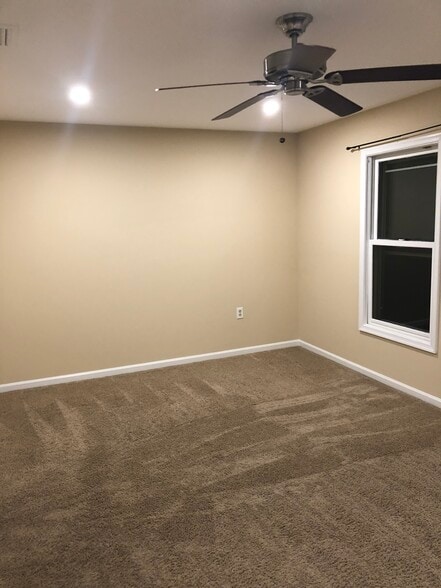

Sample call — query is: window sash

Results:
[371,150,438,241]
[366,242,434,337]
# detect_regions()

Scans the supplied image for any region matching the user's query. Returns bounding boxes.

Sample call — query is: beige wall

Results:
[2,88,441,395]
[0,123,298,383]
[297,87,441,397]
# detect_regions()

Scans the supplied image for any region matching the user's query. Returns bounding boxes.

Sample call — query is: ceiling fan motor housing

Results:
[265,14,336,90]
[263,43,335,84]
[264,48,327,85]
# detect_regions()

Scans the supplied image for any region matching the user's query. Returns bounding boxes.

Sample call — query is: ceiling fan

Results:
[155,12,441,121]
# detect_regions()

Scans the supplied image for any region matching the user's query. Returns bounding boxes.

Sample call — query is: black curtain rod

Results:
[346,122,441,152]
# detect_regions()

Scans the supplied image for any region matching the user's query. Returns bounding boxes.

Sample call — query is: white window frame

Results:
[359,133,441,353]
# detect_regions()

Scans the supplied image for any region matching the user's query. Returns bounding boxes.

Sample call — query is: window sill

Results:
[360,323,437,354]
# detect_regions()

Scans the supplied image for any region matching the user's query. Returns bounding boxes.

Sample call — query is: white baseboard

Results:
[1,338,440,411]
[0,339,301,393]
[300,340,441,410]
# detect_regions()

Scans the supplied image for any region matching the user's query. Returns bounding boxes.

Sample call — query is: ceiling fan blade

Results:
[212,89,281,121]
[155,80,272,91]
[304,85,362,117]
[325,64,441,85]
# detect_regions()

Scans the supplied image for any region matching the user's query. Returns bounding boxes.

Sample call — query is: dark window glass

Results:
[372,246,432,332]
[377,153,437,241]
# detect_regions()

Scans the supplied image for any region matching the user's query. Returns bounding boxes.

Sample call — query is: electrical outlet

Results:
[236,306,244,319]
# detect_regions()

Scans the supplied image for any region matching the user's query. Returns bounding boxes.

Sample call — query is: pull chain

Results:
[279,93,286,143]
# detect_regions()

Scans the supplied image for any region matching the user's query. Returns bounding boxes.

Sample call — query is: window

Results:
[359,133,441,353]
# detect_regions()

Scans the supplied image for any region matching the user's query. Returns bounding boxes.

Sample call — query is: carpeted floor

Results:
[1,348,441,587]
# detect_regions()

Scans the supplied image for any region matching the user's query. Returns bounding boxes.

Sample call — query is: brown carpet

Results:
[1,348,441,587]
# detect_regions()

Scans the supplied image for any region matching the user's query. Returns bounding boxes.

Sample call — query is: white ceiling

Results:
[1,0,440,133]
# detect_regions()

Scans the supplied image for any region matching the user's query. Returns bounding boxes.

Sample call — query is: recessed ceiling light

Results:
[262,98,280,117]
[68,84,92,107]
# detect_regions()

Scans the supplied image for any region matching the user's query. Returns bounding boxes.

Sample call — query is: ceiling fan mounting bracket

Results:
[325,72,343,85]
[275,13,313,40]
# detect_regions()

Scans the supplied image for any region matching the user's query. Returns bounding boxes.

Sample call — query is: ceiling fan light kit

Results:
[156,12,441,122]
